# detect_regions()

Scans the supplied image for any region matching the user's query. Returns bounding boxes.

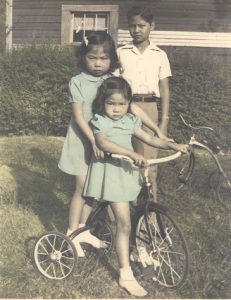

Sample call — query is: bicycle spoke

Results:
[34,232,78,280]
[52,262,57,279]
[59,260,72,271]
[59,239,66,252]
[61,254,75,260]
[134,210,189,288]
[38,257,50,264]
[40,241,49,254]
[45,262,53,274]
[46,236,56,252]
[58,261,66,277]
[158,251,182,278]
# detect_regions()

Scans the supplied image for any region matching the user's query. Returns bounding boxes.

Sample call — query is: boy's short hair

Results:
[127,6,154,24]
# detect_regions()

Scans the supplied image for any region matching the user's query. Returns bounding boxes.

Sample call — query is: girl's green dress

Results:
[83,113,143,202]
[58,72,109,175]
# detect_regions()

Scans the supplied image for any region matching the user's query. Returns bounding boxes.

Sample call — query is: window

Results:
[73,12,109,42]
[61,5,118,45]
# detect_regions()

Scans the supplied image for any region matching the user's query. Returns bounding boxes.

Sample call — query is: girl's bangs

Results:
[101,42,112,56]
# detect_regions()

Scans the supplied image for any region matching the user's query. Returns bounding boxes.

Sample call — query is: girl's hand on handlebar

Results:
[130,152,148,167]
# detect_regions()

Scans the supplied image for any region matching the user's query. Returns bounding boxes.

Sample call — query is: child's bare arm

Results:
[130,102,173,142]
[134,128,188,153]
[159,77,170,135]
[95,132,146,166]
[72,102,104,159]
[130,103,160,133]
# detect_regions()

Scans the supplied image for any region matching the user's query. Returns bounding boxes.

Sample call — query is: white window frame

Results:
[72,12,109,43]
[61,5,119,45]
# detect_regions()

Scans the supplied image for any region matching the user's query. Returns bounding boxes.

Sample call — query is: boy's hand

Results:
[130,152,148,167]
[175,144,189,154]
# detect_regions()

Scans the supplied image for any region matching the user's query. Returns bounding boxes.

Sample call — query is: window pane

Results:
[85,14,95,29]
[73,12,109,42]
[97,15,107,29]
[74,15,83,28]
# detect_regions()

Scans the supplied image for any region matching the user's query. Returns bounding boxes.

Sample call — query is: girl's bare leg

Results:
[69,175,88,231]
[110,202,147,297]
[68,175,107,252]
[110,202,131,268]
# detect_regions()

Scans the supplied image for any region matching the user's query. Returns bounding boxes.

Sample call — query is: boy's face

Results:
[128,15,154,44]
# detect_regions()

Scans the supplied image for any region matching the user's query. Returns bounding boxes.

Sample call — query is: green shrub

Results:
[0,44,76,135]
[0,45,230,148]
[166,47,231,149]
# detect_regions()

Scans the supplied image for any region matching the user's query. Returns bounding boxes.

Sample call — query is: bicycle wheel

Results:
[89,218,114,254]
[34,231,77,280]
[134,206,189,288]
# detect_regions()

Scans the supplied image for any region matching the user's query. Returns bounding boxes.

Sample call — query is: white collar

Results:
[121,41,161,52]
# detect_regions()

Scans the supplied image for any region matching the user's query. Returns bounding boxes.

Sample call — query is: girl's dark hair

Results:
[92,76,132,116]
[77,32,119,72]
[127,6,154,24]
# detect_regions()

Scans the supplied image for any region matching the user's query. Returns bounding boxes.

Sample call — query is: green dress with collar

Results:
[83,113,143,202]
[58,72,110,175]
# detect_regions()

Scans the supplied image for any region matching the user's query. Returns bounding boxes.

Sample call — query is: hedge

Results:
[0,44,230,149]
[0,44,76,135]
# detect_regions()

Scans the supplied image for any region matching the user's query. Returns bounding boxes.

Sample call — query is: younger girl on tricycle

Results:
[83,76,188,296]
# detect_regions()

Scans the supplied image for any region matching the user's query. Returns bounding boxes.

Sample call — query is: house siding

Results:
[12,0,231,45]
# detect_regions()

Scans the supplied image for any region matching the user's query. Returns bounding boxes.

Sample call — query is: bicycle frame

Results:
[177,132,230,191]
[68,201,109,241]
[111,153,182,257]
[189,136,226,175]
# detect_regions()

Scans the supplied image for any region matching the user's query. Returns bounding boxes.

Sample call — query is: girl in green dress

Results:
[83,76,188,296]
[59,32,171,259]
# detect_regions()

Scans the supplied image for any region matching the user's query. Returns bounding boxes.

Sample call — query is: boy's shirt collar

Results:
[120,41,161,53]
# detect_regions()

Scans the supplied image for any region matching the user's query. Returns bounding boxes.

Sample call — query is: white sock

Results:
[119,266,147,297]
[119,266,133,279]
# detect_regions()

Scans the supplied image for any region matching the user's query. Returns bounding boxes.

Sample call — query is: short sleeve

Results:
[68,76,84,103]
[159,51,172,80]
[131,115,142,133]
[90,115,110,134]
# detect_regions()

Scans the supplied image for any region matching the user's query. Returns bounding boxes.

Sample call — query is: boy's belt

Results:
[132,94,160,102]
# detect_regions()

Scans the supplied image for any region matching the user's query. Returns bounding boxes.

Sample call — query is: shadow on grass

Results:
[9,146,73,232]
[24,236,39,267]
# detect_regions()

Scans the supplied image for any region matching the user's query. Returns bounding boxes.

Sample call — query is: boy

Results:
[117,5,172,201]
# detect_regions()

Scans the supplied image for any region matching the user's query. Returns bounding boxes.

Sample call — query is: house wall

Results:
[13,0,231,45]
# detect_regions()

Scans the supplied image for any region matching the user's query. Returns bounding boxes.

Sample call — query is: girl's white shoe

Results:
[75,224,108,249]
[118,266,147,297]
[66,225,107,257]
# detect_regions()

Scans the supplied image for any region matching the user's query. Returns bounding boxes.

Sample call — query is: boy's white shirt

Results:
[115,41,172,97]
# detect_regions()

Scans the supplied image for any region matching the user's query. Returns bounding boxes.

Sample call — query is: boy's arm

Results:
[159,77,170,135]
[130,102,173,141]
[134,128,188,153]
[130,102,169,140]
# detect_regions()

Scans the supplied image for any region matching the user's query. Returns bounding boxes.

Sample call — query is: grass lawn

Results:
[0,136,230,298]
